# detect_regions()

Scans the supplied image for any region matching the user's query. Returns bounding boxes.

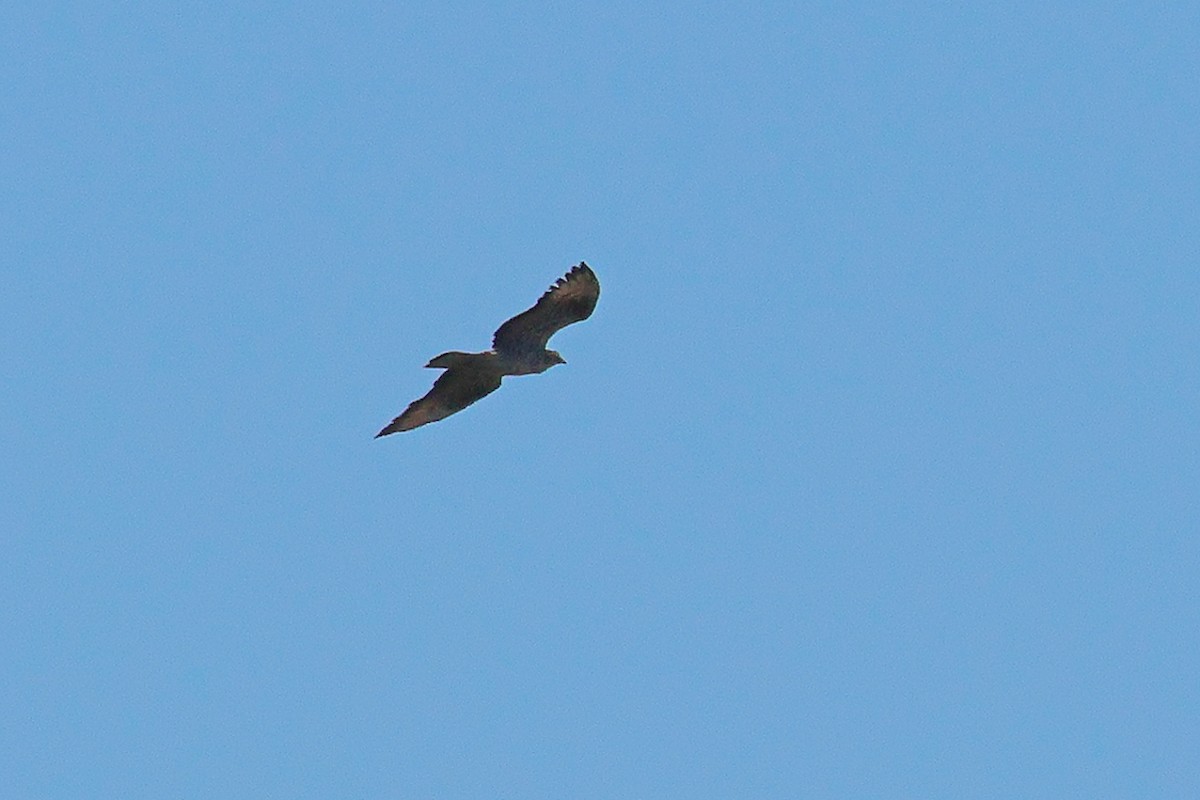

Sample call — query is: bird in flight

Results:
[376,262,600,436]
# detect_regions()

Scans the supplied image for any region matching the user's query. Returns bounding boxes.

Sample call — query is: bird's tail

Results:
[425,351,476,369]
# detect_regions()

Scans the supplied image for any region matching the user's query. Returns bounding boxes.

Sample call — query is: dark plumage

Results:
[376,263,600,436]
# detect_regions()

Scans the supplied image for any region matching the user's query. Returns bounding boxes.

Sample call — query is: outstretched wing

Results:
[375,364,503,436]
[492,262,600,356]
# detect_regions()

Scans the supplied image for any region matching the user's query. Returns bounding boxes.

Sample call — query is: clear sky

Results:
[3,2,1197,798]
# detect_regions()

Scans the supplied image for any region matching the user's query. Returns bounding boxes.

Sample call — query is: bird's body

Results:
[376,263,600,436]
[425,349,560,376]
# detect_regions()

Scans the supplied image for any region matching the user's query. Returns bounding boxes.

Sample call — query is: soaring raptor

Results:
[376,262,600,436]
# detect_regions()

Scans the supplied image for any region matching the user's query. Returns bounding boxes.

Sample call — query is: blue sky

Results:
[3,2,1198,797]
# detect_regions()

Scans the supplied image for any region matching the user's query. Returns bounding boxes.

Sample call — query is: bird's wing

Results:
[492,263,600,356]
[375,363,503,436]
